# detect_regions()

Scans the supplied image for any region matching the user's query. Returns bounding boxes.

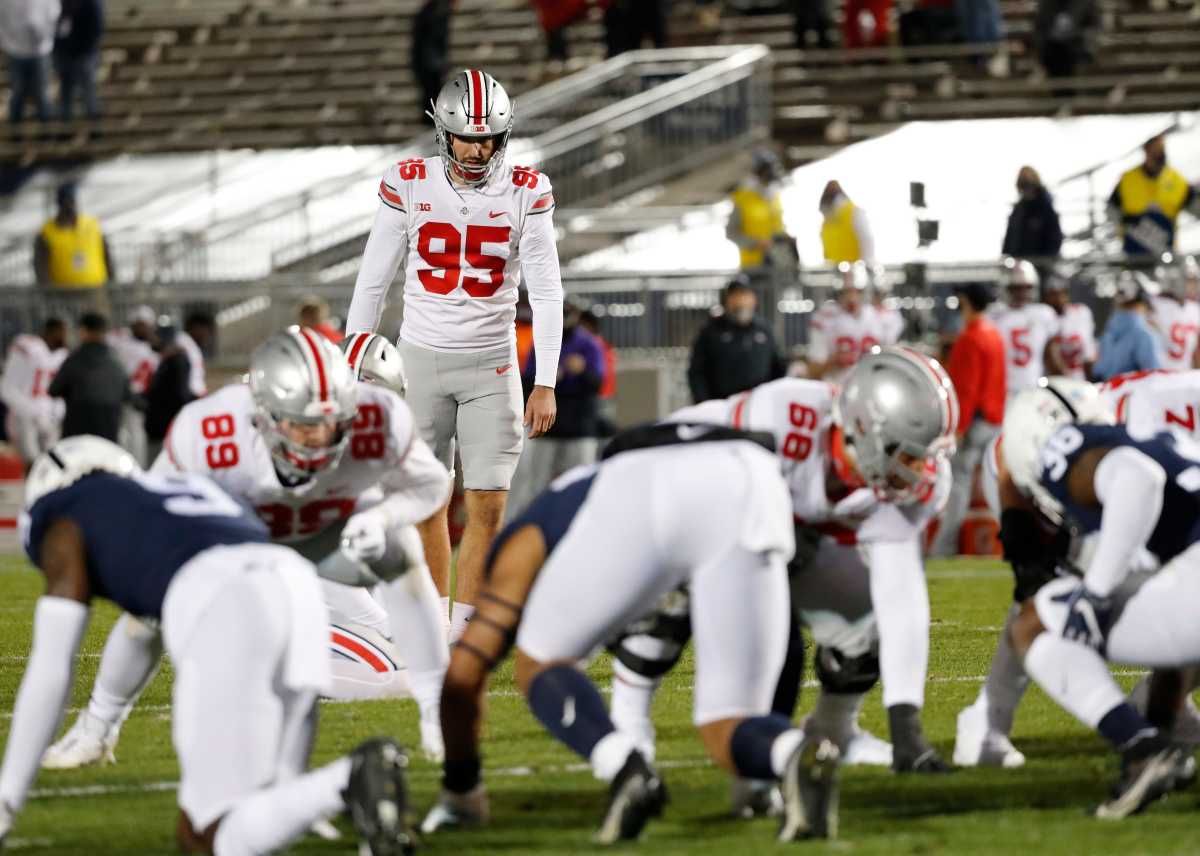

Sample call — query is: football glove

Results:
[1059,585,1114,654]
[421,784,490,833]
[341,509,389,564]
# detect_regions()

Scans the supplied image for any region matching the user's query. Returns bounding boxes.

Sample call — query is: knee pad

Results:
[609,588,692,680]
[815,645,880,695]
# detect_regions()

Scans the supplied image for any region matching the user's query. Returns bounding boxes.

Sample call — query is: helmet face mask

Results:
[249,327,358,483]
[837,346,958,503]
[429,69,514,187]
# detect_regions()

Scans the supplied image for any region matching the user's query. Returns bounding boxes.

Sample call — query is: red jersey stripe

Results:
[379,181,404,208]
[346,332,371,374]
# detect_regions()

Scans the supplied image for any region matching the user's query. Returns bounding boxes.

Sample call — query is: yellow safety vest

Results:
[1116,165,1191,254]
[821,199,862,264]
[731,185,784,269]
[40,215,109,288]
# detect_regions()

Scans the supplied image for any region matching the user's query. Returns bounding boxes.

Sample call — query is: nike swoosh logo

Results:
[488,211,505,219]
[562,696,576,728]
[496,364,512,375]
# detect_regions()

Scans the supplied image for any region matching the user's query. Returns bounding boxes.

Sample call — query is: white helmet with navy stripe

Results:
[23,435,140,512]
[836,346,959,502]
[342,332,407,398]
[249,326,357,482]
[428,69,514,186]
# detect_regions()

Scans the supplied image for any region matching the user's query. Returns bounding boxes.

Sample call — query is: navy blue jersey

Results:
[1039,423,1200,565]
[485,466,597,578]
[24,472,269,619]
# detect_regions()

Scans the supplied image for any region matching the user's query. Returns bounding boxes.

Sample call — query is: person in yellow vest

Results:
[1108,134,1198,258]
[33,183,114,291]
[726,149,797,275]
[820,179,876,265]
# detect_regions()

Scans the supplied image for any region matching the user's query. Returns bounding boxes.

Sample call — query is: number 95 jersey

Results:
[348,155,560,353]
[153,381,430,546]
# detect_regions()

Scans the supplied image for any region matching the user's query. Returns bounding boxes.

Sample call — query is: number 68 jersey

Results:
[152,381,449,554]
[671,377,950,543]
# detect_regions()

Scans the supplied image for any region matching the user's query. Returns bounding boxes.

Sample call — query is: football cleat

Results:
[953,703,1025,768]
[420,785,490,834]
[1094,734,1182,820]
[730,778,783,819]
[893,746,953,774]
[594,750,668,845]
[42,711,119,770]
[778,737,840,841]
[343,738,415,856]
[842,729,894,767]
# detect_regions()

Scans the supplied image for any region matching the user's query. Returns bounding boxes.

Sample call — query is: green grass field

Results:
[1,553,1196,855]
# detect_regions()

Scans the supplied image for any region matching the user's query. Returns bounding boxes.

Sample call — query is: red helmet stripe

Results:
[296,326,329,402]
[469,69,484,122]
[346,332,371,375]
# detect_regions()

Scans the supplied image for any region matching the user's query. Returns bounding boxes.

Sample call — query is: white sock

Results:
[983,605,1030,735]
[88,613,163,728]
[808,691,866,744]
[609,661,659,760]
[380,566,449,720]
[449,602,476,643]
[769,727,806,777]
[868,540,929,709]
[214,756,351,856]
[1023,633,1125,729]
[590,731,637,782]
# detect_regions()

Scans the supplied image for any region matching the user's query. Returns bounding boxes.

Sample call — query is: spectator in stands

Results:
[177,310,212,398]
[1034,0,1097,79]
[508,302,607,520]
[54,0,104,122]
[688,277,787,403]
[955,0,1008,76]
[930,282,1006,557]
[34,183,114,308]
[604,0,666,57]
[899,0,960,47]
[530,0,598,73]
[1001,166,1062,276]
[789,0,834,47]
[843,0,893,48]
[1092,272,1164,380]
[1,317,67,470]
[728,149,796,280]
[1109,134,1198,258]
[580,306,616,436]
[297,295,343,343]
[48,312,127,443]
[0,0,60,126]
[144,322,195,465]
[820,180,875,265]
[412,0,454,126]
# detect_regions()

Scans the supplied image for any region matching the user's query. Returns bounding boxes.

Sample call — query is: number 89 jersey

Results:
[154,381,417,546]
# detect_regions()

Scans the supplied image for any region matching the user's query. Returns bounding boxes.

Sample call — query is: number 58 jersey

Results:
[347,155,561,355]
[152,382,449,550]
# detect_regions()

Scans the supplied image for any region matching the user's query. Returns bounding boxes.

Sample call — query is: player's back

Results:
[23,471,268,619]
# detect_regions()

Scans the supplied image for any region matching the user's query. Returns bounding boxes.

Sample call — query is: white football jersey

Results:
[0,334,66,423]
[671,377,950,544]
[807,302,886,385]
[1149,296,1200,370]
[346,156,563,387]
[153,382,447,545]
[107,329,159,395]
[175,330,208,398]
[987,302,1060,395]
[1053,304,1097,380]
[1097,368,1200,441]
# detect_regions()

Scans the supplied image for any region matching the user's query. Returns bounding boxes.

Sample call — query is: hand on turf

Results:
[1060,585,1113,654]
[340,509,388,564]
[421,785,490,833]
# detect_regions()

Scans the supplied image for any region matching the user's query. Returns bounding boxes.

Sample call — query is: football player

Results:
[1001,381,1200,818]
[42,329,451,771]
[608,347,958,779]
[1149,255,1200,370]
[346,69,564,642]
[107,305,161,465]
[1042,274,1096,381]
[806,261,885,384]
[0,437,412,855]
[870,266,905,346]
[421,423,843,844]
[0,317,67,469]
[987,258,1063,398]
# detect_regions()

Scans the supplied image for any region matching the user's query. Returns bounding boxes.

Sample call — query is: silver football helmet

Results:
[1001,257,1039,303]
[1001,377,1114,524]
[428,69,514,187]
[342,332,407,398]
[249,327,358,482]
[23,435,140,511]
[836,346,958,502]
